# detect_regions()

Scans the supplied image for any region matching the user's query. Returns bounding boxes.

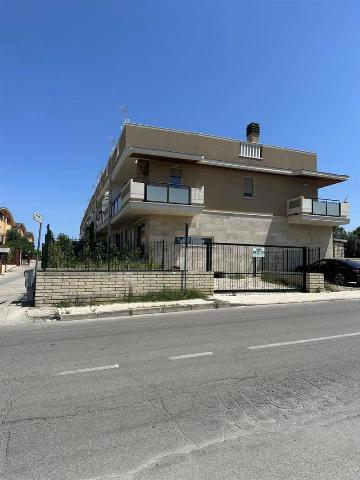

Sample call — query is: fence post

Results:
[161,240,165,270]
[184,224,189,292]
[302,246,307,292]
[206,240,212,272]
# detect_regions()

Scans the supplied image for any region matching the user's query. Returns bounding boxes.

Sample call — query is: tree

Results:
[6,228,35,256]
[333,226,348,240]
[345,233,360,258]
[351,226,360,239]
[41,224,54,269]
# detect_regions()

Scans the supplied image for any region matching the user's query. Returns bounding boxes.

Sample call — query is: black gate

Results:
[206,242,320,292]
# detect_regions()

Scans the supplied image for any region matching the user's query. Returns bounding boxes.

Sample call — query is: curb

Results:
[27,295,360,323]
[222,296,360,308]
[58,301,221,321]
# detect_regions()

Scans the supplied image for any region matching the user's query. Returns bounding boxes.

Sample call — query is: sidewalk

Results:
[213,289,360,306]
[0,262,35,326]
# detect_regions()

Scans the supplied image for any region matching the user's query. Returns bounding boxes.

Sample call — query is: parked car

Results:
[296,259,360,286]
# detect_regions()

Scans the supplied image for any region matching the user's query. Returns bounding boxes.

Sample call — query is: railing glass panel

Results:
[312,200,327,215]
[168,186,190,204]
[146,184,168,202]
[326,201,341,216]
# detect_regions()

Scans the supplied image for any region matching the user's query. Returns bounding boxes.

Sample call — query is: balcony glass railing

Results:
[312,199,341,217]
[145,183,191,205]
[111,195,121,217]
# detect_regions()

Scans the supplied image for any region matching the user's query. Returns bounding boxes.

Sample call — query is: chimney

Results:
[246,122,260,143]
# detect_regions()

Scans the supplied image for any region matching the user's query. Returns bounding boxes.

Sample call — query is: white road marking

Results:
[169,352,213,360]
[57,364,119,375]
[248,332,360,350]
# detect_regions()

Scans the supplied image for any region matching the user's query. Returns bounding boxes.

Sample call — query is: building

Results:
[25,232,35,243]
[80,122,350,257]
[0,208,15,245]
[0,207,34,245]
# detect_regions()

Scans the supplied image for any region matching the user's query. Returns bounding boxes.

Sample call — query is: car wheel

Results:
[334,273,346,286]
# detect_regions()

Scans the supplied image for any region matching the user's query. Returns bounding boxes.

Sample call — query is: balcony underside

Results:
[111,200,204,225]
[287,214,349,227]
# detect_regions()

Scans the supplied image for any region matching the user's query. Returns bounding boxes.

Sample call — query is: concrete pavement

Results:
[1,300,360,479]
[0,262,34,326]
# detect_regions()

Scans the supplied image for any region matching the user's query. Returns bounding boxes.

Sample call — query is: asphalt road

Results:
[1,300,360,479]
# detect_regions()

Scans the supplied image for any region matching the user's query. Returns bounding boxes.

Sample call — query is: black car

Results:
[297,259,360,286]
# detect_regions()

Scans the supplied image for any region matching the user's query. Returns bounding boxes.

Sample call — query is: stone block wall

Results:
[263,272,324,292]
[305,273,325,292]
[333,238,346,258]
[35,270,214,307]
[147,212,334,258]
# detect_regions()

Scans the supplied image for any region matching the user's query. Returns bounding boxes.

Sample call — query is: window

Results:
[244,176,255,198]
[175,236,213,245]
[169,168,182,186]
[136,159,149,182]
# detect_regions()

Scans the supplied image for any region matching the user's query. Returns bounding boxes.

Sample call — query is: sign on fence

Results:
[0,247,10,253]
[252,247,265,258]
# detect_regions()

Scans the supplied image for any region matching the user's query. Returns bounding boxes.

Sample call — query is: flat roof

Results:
[125,122,317,155]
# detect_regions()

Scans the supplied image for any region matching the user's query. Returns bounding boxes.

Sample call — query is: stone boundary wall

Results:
[305,273,325,292]
[35,270,214,307]
[265,272,324,292]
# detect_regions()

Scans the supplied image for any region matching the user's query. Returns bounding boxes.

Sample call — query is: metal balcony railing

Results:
[312,198,341,217]
[144,182,191,205]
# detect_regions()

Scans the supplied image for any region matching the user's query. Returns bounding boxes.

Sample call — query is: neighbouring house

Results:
[333,237,347,258]
[0,207,15,245]
[25,232,35,243]
[0,208,34,245]
[15,222,27,237]
[80,122,350,258]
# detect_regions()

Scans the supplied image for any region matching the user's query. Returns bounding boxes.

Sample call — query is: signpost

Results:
[252,246,265,278]
[252,246,265,258]
[33,212,43,286]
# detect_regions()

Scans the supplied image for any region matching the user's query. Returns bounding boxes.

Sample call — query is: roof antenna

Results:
[115,103,129,128]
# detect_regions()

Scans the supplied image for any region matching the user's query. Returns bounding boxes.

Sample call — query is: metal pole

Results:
[106,159,113,271]
[33,220,42,297]
[184,223,189,292]
[35,221,42,275]
[302,246,307,292]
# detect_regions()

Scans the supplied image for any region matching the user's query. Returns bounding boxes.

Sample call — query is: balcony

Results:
[239,141,262,160]
[287,196,350,226]
[110,180,205,224]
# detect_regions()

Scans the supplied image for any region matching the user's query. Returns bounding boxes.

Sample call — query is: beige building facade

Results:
[0,207,34,245]
[81,123,350,257]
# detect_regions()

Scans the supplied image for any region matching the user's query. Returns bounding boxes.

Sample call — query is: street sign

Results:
[33,212,43,223]
[252,247,265,258]
[0,247,10,253]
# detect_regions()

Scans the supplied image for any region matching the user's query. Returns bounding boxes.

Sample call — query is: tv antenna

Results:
[114,103,129,127]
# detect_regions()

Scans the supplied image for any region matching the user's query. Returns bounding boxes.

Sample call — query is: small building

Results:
[80,122,350,258]
[0,208,15,245]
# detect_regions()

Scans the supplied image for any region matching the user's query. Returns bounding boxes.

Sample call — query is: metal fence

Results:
[44,239,207,271]
[209,243,320,292]
[43,237,320,292]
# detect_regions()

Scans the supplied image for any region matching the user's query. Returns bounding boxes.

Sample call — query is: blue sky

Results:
[1,0,359,240]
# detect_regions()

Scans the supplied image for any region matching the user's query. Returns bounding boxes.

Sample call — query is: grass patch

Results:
[122,289,207,303]
[56,289,207,308]
[260,272,296,287]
